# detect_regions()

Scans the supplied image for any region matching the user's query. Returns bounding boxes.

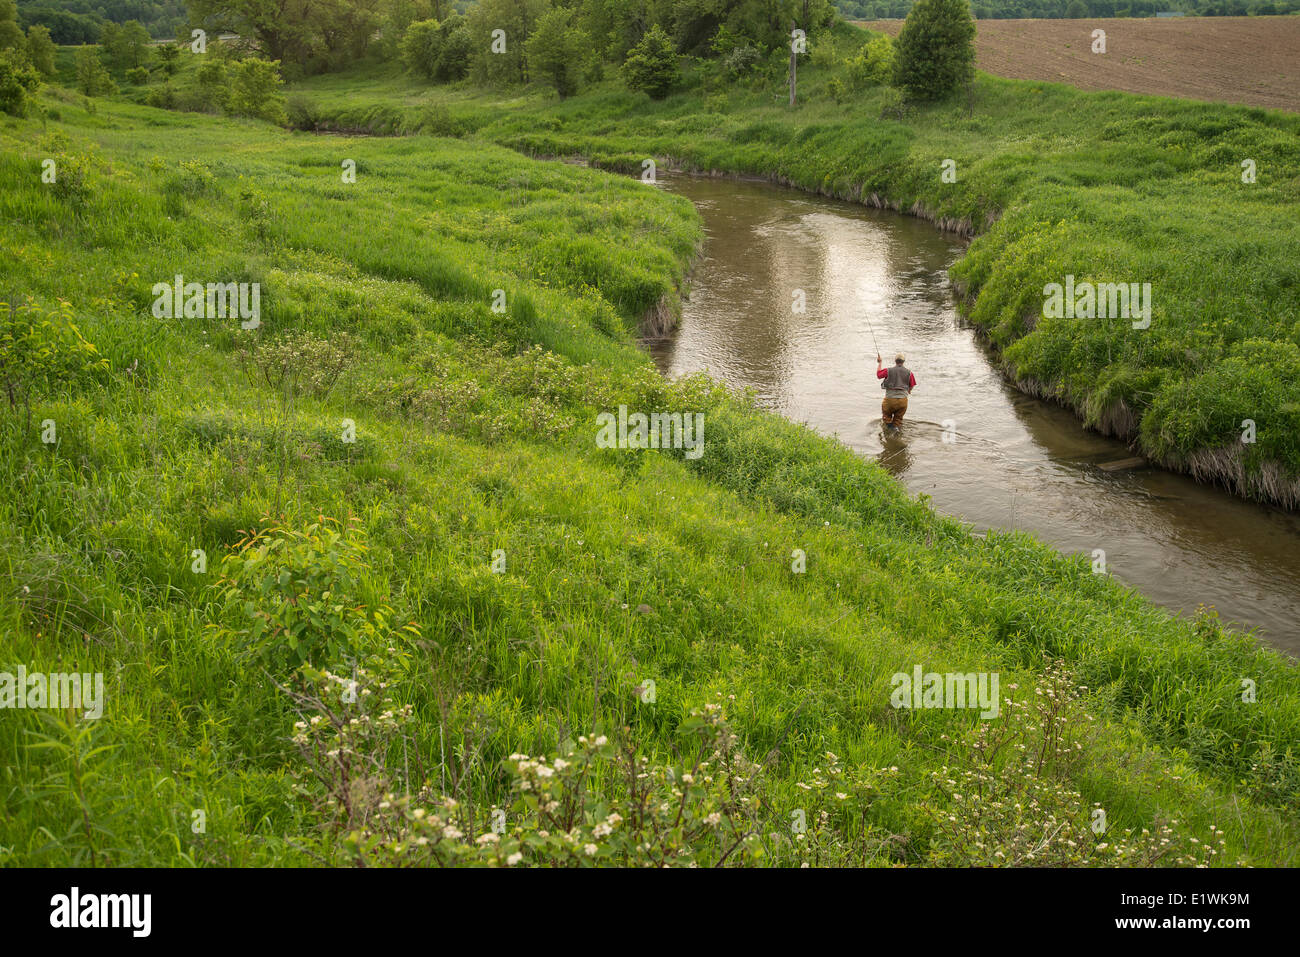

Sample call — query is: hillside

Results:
[3,86,1298,865]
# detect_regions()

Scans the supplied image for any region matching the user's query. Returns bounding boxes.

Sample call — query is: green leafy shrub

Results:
[25,25,56,78]
[525,7,591,99]
[848,33,896,89]
[227,58,286,125]
[211,518,411,670]
[0,47,39,116]
[622,24,678,101]
[0,298,108,430]
[893,0,975,101]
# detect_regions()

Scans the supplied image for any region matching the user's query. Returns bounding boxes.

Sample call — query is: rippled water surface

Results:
[648,174,1300,655]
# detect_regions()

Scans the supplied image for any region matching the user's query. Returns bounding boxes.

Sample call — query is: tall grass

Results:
[0,77,1296,866]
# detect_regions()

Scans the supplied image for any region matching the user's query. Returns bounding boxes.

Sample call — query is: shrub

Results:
[211,518,410,671]
[195,57,229,112]
[125,66,148,85]
[893,0,976,101]
[401,18,442,79]
[285,93,319,130]
[0,47,39,116]
[156,42,180,76]
[0,298,108,431]
[723,43,761,78]
[227,58,286,125]
[622,24,678,100]
[848,33,896,89]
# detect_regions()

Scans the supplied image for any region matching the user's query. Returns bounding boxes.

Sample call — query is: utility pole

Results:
[788,20,798,107]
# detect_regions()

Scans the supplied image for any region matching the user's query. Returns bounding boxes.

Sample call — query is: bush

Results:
[848,33,896,89]
[723,43,761,78]
[195,57,228,112]
[285,93,319,130]
[622,24,678,100]
[402,15,473,83]
[145,83,177,110]
[227,58,286,125]
[0,47,39,116]
[401,18,441,79]
[125,66,149,85]
[894,0,976,101]
[0,298,108,431]
[211,518,411,671]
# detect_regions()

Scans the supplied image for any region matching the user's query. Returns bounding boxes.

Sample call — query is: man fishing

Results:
[877,352,916,428]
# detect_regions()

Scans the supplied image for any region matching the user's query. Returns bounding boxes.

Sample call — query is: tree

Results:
[228,57,286,124]
[621,23,678,99]
[893,0,976,101]
[1065,0,1089,15]
[466,0,548,86]
[0,0,25,53]
[156,43,181,77]
[0,48,40,116]
[26,25,57,78]
[524,7,591,97]
[401,13,472,81]
[75,46,116,96]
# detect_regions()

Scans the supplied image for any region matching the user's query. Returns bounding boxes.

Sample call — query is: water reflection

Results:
[651,172,1300,654]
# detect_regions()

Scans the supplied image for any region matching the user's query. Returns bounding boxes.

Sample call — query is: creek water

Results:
[648,173,1300,655]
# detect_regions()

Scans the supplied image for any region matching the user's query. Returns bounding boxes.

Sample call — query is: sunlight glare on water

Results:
[648,173,1300,654]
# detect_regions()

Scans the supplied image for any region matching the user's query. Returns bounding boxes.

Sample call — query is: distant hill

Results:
[17,0,187,43]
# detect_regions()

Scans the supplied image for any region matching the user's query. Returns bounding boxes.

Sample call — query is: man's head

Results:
[895,353,905,365]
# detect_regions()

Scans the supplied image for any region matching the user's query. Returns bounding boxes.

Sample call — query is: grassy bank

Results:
[1,86,1298,866]
[283,23,1300,508]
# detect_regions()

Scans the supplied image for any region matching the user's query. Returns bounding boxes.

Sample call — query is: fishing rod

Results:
[864,312,882,359]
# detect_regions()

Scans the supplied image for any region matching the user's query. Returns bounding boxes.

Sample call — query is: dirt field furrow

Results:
[856,16,1300,113]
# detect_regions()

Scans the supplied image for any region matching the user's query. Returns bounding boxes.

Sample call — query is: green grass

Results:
[0,69,1297,866]
[285,23,1300,506]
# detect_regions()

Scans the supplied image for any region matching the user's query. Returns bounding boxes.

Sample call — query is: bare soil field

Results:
[856,17,1300,113]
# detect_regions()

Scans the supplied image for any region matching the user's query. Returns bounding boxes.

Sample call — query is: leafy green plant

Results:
[893,0,975,100]
[0,47,40,116]
[212,517,414,671]
[622,25,679,100]
[0,298,107,431]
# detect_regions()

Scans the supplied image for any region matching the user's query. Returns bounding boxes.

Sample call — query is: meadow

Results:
[1,45,1298,866]
[283,22,1300,508]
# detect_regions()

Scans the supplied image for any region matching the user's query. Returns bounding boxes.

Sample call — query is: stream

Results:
[648,173,1300,655]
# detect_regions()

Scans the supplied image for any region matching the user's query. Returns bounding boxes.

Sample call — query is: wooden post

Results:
[788,21,797,107]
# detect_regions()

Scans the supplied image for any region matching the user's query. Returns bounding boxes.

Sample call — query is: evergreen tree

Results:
[621,23,677,99]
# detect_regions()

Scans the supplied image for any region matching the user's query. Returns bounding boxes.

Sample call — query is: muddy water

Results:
[648,174,1300,655]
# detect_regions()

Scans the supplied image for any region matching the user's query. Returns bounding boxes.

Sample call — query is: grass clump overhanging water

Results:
[285,22,1300,507]
[0,84,1297,866]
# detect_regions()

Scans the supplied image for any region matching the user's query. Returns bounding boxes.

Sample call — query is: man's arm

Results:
[876,354,887,379]
[909,372,917,390]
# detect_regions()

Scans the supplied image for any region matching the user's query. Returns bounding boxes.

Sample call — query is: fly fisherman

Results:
[877,352,916,427]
